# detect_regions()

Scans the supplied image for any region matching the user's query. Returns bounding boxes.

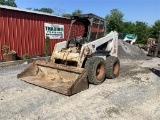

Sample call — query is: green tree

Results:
[105,9,124,32]
[5,0,17,7]
[0,0,17,7]
[40,8,53,14]
[150,20,160,39]
[62,9,82,18]
[33,8,53,14]
[0,0,5,5]
[72,9,82,15]
[62,14,71,18]
[134,21,150,44]
[122,22,136,33]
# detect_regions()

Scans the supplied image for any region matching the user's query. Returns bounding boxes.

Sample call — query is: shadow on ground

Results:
[150,68,160,77]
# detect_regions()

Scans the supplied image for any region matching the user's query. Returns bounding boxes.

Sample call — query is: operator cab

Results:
[67,13,106,49]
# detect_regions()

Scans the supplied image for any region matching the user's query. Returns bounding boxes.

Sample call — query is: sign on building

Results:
[44,23,64,39]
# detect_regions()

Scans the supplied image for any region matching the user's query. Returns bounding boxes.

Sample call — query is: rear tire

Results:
[85,57,106,85]
[105,56,120,79]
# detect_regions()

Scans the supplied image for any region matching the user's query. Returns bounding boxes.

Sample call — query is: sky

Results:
[15,0,160,26]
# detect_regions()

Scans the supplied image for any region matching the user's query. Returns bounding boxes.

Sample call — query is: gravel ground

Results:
[0,57,160,120]
[0,41,160,120]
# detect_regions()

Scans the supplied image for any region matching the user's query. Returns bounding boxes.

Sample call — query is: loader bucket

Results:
[17,60,88,96]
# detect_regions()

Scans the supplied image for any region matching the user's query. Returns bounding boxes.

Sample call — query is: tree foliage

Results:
[150,20,160,39]
[5,0,16,7]
[105,9,124,32]
[121,22,135,33]
[33,8,53,14]
[72,9,82,16]
[62,14,71,18]
[26,8,53,14]
[0,0,17,7]
[0,0,5,5]
[134,21,150,44]
[62,9,83,18]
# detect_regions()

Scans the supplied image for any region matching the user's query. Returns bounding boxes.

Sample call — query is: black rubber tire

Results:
[85,57,106,85]
[105,56,120,79]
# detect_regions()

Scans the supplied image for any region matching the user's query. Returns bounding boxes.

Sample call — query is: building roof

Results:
[71,13,105,21]
[0,5,69,19]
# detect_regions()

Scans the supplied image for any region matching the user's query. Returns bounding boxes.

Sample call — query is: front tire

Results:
[86,57,106,85]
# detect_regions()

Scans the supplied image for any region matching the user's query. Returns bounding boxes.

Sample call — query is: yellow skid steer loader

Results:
[17,14,120,96]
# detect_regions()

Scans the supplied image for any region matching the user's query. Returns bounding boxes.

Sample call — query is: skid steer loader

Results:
[17,14,120,96]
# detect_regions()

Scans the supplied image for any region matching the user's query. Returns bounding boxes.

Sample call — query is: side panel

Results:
[81,31,118,57]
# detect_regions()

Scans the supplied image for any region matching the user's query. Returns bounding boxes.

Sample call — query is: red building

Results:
[0,5,72,60]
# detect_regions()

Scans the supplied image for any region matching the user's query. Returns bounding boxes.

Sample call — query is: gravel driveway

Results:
[0,58,160,120]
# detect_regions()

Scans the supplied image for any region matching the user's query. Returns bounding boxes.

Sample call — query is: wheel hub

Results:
[96,64,105,79]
